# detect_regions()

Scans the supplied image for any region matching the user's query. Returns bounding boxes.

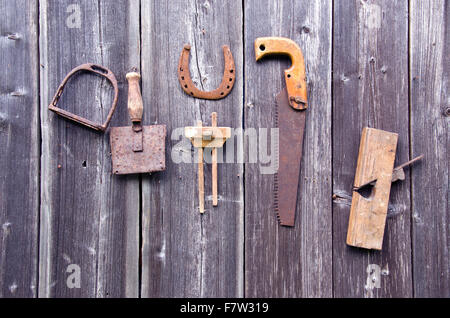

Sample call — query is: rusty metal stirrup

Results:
[177,44,236,100]
[48,63,119,132]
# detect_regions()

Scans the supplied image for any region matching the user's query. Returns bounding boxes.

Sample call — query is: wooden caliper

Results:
[185,113,231,213]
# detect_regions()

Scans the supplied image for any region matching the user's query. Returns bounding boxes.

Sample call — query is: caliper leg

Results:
[211,112,218,206]
[197,120,205,214]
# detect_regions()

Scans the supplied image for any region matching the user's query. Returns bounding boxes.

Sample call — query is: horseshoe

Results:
[177,44,236,100]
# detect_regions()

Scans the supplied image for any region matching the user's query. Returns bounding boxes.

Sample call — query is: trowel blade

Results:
[110,125,166,175]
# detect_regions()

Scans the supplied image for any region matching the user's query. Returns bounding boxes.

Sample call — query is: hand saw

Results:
[255,37,307,227]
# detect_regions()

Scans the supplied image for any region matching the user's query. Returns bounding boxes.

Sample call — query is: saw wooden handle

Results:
[126,72,143,125]
[254,37,307,110]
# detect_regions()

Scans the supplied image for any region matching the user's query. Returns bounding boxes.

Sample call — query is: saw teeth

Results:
[273,95,282,224]
[274,100,279,128]
[274,171,280,222]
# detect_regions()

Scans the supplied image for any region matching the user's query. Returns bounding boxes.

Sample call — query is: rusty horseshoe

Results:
[177,44,236,100]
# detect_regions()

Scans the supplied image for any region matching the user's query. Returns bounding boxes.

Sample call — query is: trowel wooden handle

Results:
[126,72,143,124]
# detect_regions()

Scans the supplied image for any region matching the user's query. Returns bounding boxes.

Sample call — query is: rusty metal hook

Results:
[177,44,236,100]
[48,63,119,132]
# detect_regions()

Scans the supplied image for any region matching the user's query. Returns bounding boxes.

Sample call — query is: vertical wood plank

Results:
[39,0,140,297]
[332,0,412,297]
[0,0,39,298]
[244,0,333,297]
[141,0,244,297]
[410,0,449,298]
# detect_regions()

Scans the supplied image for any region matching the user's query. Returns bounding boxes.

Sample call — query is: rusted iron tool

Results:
[49,63,119,132]
[255,37,307,227]
[353,154,424,191]
[347,127,423,250]
[178,44,236,99]
[185,112,231,213]
[110,72,166,175]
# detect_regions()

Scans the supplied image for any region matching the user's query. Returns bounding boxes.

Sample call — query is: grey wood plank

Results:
[39,0,140,297]
[410,0,449,298]
[244,0,332,297]
[0,0,39,298]
[332,0,412,297]
[140,0,244,297]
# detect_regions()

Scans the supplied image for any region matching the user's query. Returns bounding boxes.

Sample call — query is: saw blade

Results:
[274,87,307,226]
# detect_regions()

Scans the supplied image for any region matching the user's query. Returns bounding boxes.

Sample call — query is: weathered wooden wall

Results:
[244,0,332,297]
[332,0,412,297]
[0,0,39,298]
[410,0,449,298]
[39,0,140,297]
[0,0,448,298]
[140,0,244,298]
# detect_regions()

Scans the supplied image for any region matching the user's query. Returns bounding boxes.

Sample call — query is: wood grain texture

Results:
[333,0,412,297]
[409,0,449,298]
[140,0,244,297]
[347,128,398,250]
[0,0,39,298]
[244,0,332,297]
[39,0,140,297]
